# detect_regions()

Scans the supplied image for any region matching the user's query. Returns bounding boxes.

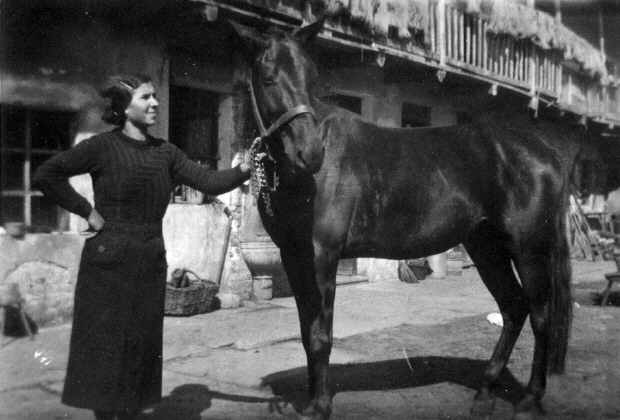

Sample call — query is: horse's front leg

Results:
[280,242,339,420]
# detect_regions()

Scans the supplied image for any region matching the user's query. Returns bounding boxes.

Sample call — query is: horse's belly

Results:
[342,231,464,260]
[342,203,475,260]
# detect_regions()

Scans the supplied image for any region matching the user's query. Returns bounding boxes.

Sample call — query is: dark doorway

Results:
[402,102,431,127]
[169,86,220,169]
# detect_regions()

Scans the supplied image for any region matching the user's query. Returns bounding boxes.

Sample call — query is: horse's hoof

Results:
[470,395,496,420]
[298,409,328,420]
[298,397,332,420]
[513,395,545,420]
[513,411,545,420]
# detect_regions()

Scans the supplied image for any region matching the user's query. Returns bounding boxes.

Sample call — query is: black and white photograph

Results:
[1,1,619,419]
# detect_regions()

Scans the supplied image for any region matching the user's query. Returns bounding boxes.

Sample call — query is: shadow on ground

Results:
[261,356,525,413]
[140,384,277,420]
[139,357,524,419]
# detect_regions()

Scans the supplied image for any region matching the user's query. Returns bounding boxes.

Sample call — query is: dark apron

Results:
[62,222,167,411]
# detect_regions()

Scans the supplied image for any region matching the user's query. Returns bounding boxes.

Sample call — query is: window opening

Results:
[0,106,74,231]
[321,94,362,115]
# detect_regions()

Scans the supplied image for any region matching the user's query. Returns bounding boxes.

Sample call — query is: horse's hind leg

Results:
[508,251,549,420]
[510,207,572,420]
[464,223,529,419]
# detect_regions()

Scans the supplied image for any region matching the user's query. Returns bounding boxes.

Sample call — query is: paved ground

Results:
[1,260,619,420]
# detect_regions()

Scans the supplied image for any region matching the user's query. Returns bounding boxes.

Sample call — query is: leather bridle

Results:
[247,70,316,216]
[248,71,316,140]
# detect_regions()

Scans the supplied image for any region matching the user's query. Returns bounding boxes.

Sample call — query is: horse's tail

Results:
[547,190,573,374]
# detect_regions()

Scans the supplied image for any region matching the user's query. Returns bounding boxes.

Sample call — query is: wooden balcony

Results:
[208,0,620,127]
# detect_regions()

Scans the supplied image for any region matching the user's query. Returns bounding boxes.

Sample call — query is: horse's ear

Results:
[292,17,325,44]
[229,21,268,52]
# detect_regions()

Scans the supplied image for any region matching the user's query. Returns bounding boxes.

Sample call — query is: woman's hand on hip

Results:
[87,208,105,232]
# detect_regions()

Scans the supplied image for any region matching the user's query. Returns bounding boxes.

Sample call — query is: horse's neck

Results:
[313,99,338,121]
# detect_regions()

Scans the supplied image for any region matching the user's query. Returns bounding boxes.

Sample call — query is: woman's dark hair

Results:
[100,74,152,126]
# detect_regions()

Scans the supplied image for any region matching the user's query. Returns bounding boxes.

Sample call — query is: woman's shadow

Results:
[140,384,279,420]
[140,356,525,418]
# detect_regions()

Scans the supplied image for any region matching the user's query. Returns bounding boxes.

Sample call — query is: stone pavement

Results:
[0,259,616,420]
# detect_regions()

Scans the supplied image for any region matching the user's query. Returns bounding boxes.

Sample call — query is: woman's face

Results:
[125,82,159,127]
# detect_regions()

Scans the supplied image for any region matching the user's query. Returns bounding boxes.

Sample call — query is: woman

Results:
[33,74,250,420]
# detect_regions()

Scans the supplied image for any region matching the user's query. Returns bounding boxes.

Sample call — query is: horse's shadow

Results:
[142,356,525,418]
[262,356,526,413]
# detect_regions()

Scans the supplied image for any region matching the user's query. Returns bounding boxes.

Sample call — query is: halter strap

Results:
[248,72,315,139]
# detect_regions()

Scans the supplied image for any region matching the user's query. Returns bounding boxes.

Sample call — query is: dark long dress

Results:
[33,129,248,411]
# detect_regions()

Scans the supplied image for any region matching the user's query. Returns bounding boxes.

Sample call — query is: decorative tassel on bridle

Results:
[249,136,278,217]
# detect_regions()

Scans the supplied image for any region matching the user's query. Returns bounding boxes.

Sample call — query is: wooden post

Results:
[557,55,563,98]
[567,72,573,106]
[515,42,520,81]
[466,14,472,64]
[544,56,549,91]
[472,16,478,67]
[598,4,606,62]
[502,37,507,76]
[520,43,524,81]
[459,10,465,62]
[499,37,504,77]
[494,37,499,75]
[529,44,536,95]
[452,6,458,60]
[477,16,483,68]
[437,0,446,66]
[548,57,553,91]
[430,1,436,53]
[489,36,494,74]
[508,39,517,79]
[24,110,32,227]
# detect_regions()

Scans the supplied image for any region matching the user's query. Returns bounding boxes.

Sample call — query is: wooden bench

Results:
[601,254,620,306]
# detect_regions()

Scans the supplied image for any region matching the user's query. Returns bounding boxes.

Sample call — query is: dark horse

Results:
[231,19,583,420]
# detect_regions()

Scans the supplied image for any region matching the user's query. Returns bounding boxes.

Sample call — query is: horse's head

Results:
[231,19,325,174]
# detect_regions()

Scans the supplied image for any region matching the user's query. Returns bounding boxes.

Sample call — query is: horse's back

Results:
[313,109,581,259]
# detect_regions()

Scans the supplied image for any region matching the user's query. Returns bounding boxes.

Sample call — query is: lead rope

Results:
[249,136,278,217]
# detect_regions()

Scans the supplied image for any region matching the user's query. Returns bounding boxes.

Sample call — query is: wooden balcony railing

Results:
[211,0,620,126]
[422,0,616,124]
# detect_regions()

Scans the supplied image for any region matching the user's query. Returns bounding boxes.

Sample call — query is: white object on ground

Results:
[218,293,241,309]
[428,253,447,278]
[486,312,504,327]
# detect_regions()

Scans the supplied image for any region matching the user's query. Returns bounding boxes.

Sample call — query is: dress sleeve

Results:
[169,144,250,195]
[32,136,102,219]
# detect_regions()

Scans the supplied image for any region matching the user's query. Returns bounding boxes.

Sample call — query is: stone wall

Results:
[0,234,84,327]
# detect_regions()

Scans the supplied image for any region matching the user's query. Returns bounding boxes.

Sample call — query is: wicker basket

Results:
[164,270,219,316]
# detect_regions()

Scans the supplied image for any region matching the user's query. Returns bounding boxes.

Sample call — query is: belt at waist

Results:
[102,221,162,235]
